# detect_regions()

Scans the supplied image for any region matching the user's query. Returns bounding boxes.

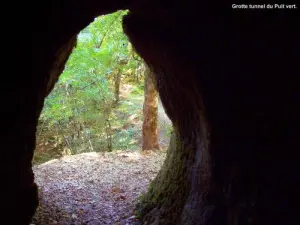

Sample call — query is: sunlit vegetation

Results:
[34,11,171,164]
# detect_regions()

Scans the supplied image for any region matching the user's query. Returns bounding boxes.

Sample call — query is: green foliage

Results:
[34,11,171,165]
[130,84,144,95]
[166,124,173,137]
[37,10,143,158]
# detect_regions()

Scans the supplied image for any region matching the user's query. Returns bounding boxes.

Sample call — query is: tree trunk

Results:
[142,66,159,151]
[114,71,121,104]
[105,118,112,152]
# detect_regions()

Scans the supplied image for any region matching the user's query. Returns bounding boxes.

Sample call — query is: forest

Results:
[34,10,172,165]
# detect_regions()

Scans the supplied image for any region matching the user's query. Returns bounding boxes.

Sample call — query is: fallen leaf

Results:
[112,187,120,193]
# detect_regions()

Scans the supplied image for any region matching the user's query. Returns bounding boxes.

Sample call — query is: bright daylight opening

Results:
[32,10,172,225]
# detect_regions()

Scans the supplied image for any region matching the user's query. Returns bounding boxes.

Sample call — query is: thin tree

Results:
[114,69,121,104]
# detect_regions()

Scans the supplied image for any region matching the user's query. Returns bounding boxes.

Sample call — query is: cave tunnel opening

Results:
[4,1,300,225]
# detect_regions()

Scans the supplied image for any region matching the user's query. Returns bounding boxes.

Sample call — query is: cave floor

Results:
[32,150,166,225]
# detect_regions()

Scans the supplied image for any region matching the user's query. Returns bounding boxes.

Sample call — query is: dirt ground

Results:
[32,150,166,225]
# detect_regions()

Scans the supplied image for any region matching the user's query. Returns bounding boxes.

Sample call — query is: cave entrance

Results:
[32,10,171,224]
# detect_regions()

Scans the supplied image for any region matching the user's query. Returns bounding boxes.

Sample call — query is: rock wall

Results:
[123,3,300,225]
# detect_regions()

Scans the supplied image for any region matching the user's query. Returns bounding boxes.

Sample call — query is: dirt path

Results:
[32,150,166,225]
